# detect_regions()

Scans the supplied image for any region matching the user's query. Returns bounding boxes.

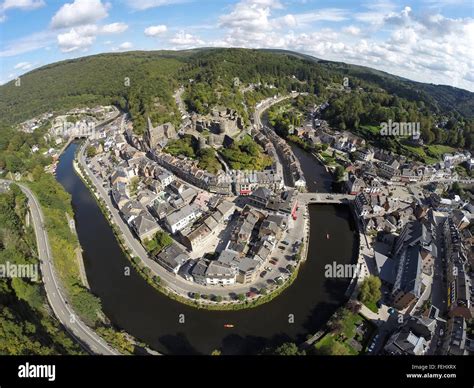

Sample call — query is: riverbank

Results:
[73,147,306,311]
[57,140,359,355]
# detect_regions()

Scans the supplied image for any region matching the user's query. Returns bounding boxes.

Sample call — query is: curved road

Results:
[2,179,119,355]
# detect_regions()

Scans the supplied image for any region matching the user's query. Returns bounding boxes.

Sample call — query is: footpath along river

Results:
[55,142,358,355]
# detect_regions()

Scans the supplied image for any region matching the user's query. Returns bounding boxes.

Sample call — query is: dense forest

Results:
[0,128,138,354]
[1,48,472,147]
[0,185,82,355]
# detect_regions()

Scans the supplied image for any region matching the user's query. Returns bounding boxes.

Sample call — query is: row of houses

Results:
[184,207,287,286]
[179,200,235,251]
[262,125,306,188]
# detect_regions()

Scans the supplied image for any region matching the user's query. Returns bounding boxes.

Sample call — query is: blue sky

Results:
[1,0,473,90]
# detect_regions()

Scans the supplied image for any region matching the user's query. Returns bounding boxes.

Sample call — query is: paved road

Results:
[2,180,118,355]
[298,192,355,204]
[78,117,308,298]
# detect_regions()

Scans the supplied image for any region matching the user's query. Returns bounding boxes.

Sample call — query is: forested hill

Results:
[266,49,474,119]
[0,48,472,133]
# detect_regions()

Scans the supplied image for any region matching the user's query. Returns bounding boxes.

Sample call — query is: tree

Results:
[334,165,345,182]
[237,293,245,301]
[86,146,97,158]
[358,276,381,306]
[11,278,43,311]
[273,342,305,355]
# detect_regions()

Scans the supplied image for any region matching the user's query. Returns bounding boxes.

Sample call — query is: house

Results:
[204,261,236,286]
[215,200,235,221]
[165,203,202,234]
[110,168,129,186]
[374,249,396,286]
[346,175,366,195]
[154,243,189,274]
[356,148,374,162]
[231,208,260,244]
[442,316,470,355]
[259,219,282,240]
[157,171,175,187]
[354,192,371,217]
[217,249,262,284]
[378,160,400,181]
[384,316,435,355]
[248,187,273,208]
[191,259,209,285]
[391,245,423,310]
[390,220,436,308]
[181,224,212,251]
[120,200,145,224]
[131,213,161,242]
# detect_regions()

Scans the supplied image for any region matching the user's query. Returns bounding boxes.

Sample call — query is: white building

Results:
[157,171,175,187]
[165,203,202,233]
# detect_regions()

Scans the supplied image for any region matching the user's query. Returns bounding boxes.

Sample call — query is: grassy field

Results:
[401,144,438,165]
[359,125,380,135]
[314,312,364,355]
[425,144,457,158]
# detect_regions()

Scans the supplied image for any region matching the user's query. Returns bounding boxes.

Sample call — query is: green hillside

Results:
[0,48,472,147]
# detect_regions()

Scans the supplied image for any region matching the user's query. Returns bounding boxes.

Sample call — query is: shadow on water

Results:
[55,142,359,355]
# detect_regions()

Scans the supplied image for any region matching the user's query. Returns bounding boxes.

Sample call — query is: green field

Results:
[425,144,457,158]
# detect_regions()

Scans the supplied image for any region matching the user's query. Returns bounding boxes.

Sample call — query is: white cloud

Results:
[291,9,349,25]
[126,0,190,10]
[169,30,204,46]
[213,1,474,91]
[342,26,361,36]
[57,25,98,52]
[102,22,128,34]
[14,61,32,70]
[219,0,282,33]
[0,0,44,22]
[0,30,54,57]
[118,41,133,50]
[51,0,109,29]
[144,25,168,37]
[1,0,44,11]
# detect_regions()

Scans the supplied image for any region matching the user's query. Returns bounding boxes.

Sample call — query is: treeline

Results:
[1,48,473,150]
[0,185,82,355]
[179,48,334,122]
[0,126,137,354]
[0,52,185,134]
[321,89,474,151]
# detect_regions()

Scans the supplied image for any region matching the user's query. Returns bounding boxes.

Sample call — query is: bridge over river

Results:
[298,192,355,205]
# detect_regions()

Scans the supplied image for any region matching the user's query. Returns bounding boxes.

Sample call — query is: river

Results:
[55,142,358,355]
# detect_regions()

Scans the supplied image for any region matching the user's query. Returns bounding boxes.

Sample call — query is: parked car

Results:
[260,271,267,278]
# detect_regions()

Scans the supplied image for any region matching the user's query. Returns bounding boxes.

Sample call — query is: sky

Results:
[0,0,473,91]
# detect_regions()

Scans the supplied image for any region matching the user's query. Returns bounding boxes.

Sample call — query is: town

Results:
[12,81,473,357]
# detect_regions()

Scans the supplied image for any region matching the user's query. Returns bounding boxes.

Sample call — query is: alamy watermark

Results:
[52,121,97,138]
[324,261,363,278]
[380,119,420,139]
[0,262,38,282]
